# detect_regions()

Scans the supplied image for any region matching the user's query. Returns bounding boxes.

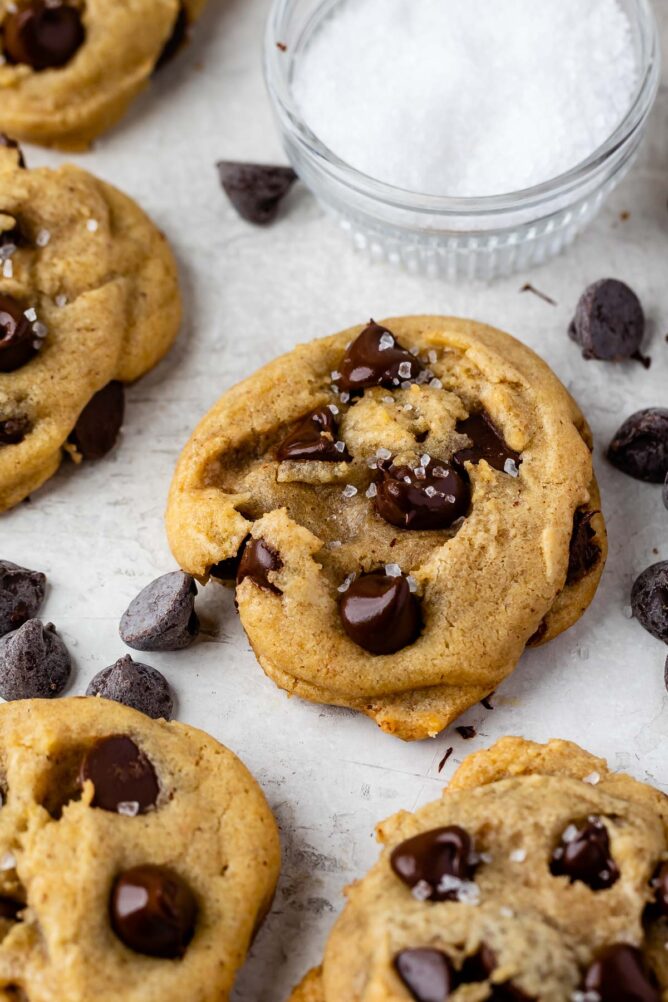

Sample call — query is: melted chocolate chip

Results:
[0,560,46,637]
[608,409,668,483]
[567,509,601,585]
[390,825,477,901]
[80,735,159,815]
[155,4,188,70]
[110,864,197,958]
[69,381,125,460]
[454,413,521,474]
[374,458,470,530]
[236,538,282,594]
[569,279,645,361]
[0,135,25,168]
[337,322,425,393]
[217,161,298,226]
[339,572,420,655]
[583,945,659,1002]
[650,862,668,917]
[0,416,31,446]
[394,948,456,1002]
[2,0,84,70]
[0,897,22,922]
[277,407,351,463]
[631,562,668,644]
[550,817,619,890]
[0,295,38,373]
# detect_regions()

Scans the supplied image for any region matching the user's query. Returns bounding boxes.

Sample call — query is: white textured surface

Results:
[1,2,667,999]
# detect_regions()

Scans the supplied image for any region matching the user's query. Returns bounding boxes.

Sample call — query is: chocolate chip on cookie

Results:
[2,0,85,71]
[0,134,25,168]
[394,948,456,1002]
[608,409,668,483]
[69,381,125,461]
[390,825,478,901]
[237,538,283,594]
[583,945,659,1002]
[550,817,619,890]
[0,559,45,636]
[374,456,470,530]
[86,655,174,721]
[460,944,498,983]
[568,279,645,361]
[453,412,521,475]
[119,571,199,652]
[0,619,70,699]
[0,416,31,446]
[110,864,197,958]
[0,295,39,372]
[339,571,421,655]
[336,322,425,393]
[80,734,159,815]
[277,406,351,462]
[217,161,298,226]
[630,562,668,643]
[566,509,601,585]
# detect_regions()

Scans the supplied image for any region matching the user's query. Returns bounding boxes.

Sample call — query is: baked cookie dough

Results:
[0,139,181,511]
[0,0,207,149]
[166,316,607,741]
[0,696,280,1001]
[288,737,668,1001]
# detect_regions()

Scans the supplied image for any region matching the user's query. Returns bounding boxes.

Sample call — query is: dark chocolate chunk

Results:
[119,571,199,652]
[583,945,659,1002]
[110,864,197,958]
[0,620,69,700]
[0,295,38,373]
[550,817,619,890]
[454,413,521,474]
[650,862,668,917]
[236,538,282,594]
[86,655,174,721]
[0,416,31,446]
[0,134,25,168]
[0,560,46,636]
[608,409,668,483]
[390,825,477,901]
[339,572,420,655]
[80,735,159,814]
[567,509,601,585]
[337,322,425,393]
[0,898,22,922]
[69,381,125,460]
[217,161,297,226]
[630,562,668,644]
[460,943,497,983]
[456,726,476,740]
[569,279,645,361]
[155,4,188,70]
[277,407,351,463]
[394,948,456,1002]
[374,457,470,530]
[2,0,85,70]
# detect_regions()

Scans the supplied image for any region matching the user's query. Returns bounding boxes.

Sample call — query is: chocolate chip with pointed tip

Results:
[583,945,659,1002]
[2,0,85,70]
[608,409,668,483]
[0,295,38,372]
[86,655,174,720]
[390,825,477,901]
[277,407,351,462]
[567,509,601,585]
[120,571,199,652]
[0,620,70,700]
[0,560,46,636]
[569,279,645,361]
[0,135,25,168]
[550,817,619,890]
[630,562,668,644]
[236,538,283,594]
[80,734,159,814]
[110,865,197,958]
[217,161,297,225]
[454,412,521,474]
[69,381,125,460]
[337,321,425,393]
[394,948,456,1002]
[374,458,470,530]
[339,572,420,655]
[0,417,31,446]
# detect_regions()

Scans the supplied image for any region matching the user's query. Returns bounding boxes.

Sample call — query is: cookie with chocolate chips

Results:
[0,0,208,148]
[0,697,279,1000]
[0,139,181,511]
[287,737,668,1002]
[167,316,606,741]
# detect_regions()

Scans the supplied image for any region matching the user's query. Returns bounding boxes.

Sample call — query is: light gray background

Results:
[2,3,667,998]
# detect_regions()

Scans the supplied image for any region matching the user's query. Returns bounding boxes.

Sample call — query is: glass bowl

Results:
[264,0,661,281]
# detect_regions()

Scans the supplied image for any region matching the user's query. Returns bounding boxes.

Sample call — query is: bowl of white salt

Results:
[265,0,660,280]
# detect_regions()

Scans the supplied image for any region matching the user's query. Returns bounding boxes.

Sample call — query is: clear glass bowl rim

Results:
[264,0,661,219]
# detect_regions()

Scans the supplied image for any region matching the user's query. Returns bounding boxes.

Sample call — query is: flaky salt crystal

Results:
[342,484,357,498]
[384,563,402,577]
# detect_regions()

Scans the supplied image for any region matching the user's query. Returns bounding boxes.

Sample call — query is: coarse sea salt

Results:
[293,0,637,197]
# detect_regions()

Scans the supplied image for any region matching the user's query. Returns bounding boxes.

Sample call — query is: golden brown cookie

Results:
[167,317,606,741]
[0,696,280,1001]
[0,0,207,149]
[288,737,668,1001]
[0,139,181,511]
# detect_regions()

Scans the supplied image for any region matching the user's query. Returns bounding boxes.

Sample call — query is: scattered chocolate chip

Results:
[0,416,31,446]
[0,295,38,373]
[550,817,619,890]
[390,825,477,901]
[650,862,668,917]
[119,571,199,652]
[460,943,497,983]
[236,538,283,594]
[80,735,159,814]
[339,572,420,655]
[217,161,297,226]
[631,562,668,644]
[0,620,70,700]
[394,948,456,1002]
[456,726,476,740]
[0,560,45,637]
[569,279,644,361]
[2,0,85,70]
[0,135,25,168]
[454,413,521,475]
[155,4,188,70]
[374,458,470,530]
[277,407,351,462]
[520,282,556,306]
[437,747,453,773]
[337,322,425,393]
[110,864,197,958]
[86,655,174,721]
[583,945,659,1002]
[69,381,125,460]
[567,509,601,585]
[608,409,668,483]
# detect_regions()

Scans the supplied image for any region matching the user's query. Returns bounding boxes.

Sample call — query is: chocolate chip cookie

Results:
[288,737,668,1002]
[0,697,280,1000]
[0,139,181,511]
[0,0,207,149]
[166,316,607,741]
